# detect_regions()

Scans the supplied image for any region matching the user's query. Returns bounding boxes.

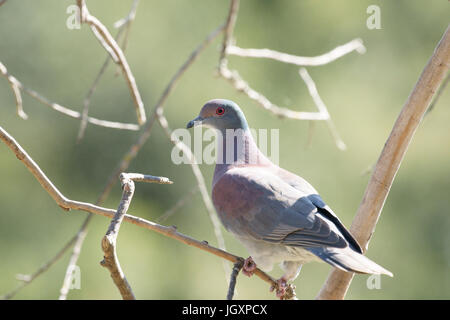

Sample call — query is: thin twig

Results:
[100,22,225,205]
[113,0,140,76]
[0,61,139,131]
[0,62,27,119]
[219,65,329,120]
[56,22,226,300]
[227,259,244,300]
[77,0,140,142]
[0,125,279,297]
[1,228,81,300]
[58,214,91,300]
[156,112,231,280]
[226,39,366,66]
[299,68,346,150]
[219,0,240,68]
[316,24,450,300]
[157,186,199,223]
[217,0,358,151]
[77,0,146,125]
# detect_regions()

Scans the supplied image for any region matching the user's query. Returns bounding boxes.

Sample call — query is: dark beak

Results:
[186,116,203,129]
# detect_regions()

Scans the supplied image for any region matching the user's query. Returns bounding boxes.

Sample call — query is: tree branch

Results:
[0,125,281,298]
[227,259,243,300]
[56,21,225,300]
[316,24,450,300]
[0,61,139,131]
[77,0,140,142]
[99,22,225,208]
[217,0,362,150]
[156,112,231,282]
[219,0,240,67]
[299,68,346,150]
[77,0,146,125]
[226,39,366,66]
[101,173,172,300]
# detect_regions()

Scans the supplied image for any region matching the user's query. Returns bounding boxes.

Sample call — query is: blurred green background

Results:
[0,0,449,300]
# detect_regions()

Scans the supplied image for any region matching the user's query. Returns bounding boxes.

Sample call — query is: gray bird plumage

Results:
[187,99,393,288]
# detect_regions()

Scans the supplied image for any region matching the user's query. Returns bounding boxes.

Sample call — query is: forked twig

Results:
[101,173,172,299]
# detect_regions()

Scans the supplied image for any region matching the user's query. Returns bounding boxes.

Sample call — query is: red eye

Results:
[216,107,225,115]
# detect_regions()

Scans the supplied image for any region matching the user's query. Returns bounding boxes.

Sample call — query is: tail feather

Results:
[307,247,393,277]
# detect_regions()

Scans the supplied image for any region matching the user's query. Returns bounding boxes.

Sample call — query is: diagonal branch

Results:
[77,0,140,142]
[99,22,225,206]
[317,24,450,300]
[0,62,27,120]
[76,0,146,125]
[299,68,346,150]
[156,112,231,280]
[219,65,328,120]
[0,61,139,131]
[57,22,226,300]
[0,124,283,298]
[219,0,240,67]
[156,186,199,223]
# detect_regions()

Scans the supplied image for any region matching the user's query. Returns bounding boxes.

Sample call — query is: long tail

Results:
[307,247,393,277]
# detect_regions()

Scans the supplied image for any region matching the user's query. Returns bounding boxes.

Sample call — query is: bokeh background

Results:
[0,0,449,300]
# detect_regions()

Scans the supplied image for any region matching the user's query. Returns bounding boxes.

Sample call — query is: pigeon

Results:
[187,99,393,298]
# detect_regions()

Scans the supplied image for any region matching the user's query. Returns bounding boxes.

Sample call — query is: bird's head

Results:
[186,99,249,131]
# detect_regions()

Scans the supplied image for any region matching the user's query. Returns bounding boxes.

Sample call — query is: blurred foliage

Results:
[0,0,449,300]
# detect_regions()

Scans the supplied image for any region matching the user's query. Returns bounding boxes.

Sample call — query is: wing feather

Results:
[212,167,349,249]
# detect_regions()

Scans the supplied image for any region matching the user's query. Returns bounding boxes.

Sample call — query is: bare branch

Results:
[299,68,346,150]
[100,23,225,204]
[317,24,450,300]
[226,39,366,66]
[58,215,91,300]
[219,65,329,120]
[0,125,278,296]
[1,226,83,300]
[77,0,146,125]
[156,112,231,279]
[217,1,360,151]
[227,259,243,300]
[100,172,171,300]
[219,0,240,67]
[0,62,27,119]
[101,173,137,300]
[77,0,140,142]
[100,173,168,300]
[0,61,139,131]
[54,22,226,300]
[157,186,199,223]
[113,0,140,76]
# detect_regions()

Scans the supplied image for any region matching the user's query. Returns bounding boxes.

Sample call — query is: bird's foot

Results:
[242,256,257,277]
[270,278,297,300]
